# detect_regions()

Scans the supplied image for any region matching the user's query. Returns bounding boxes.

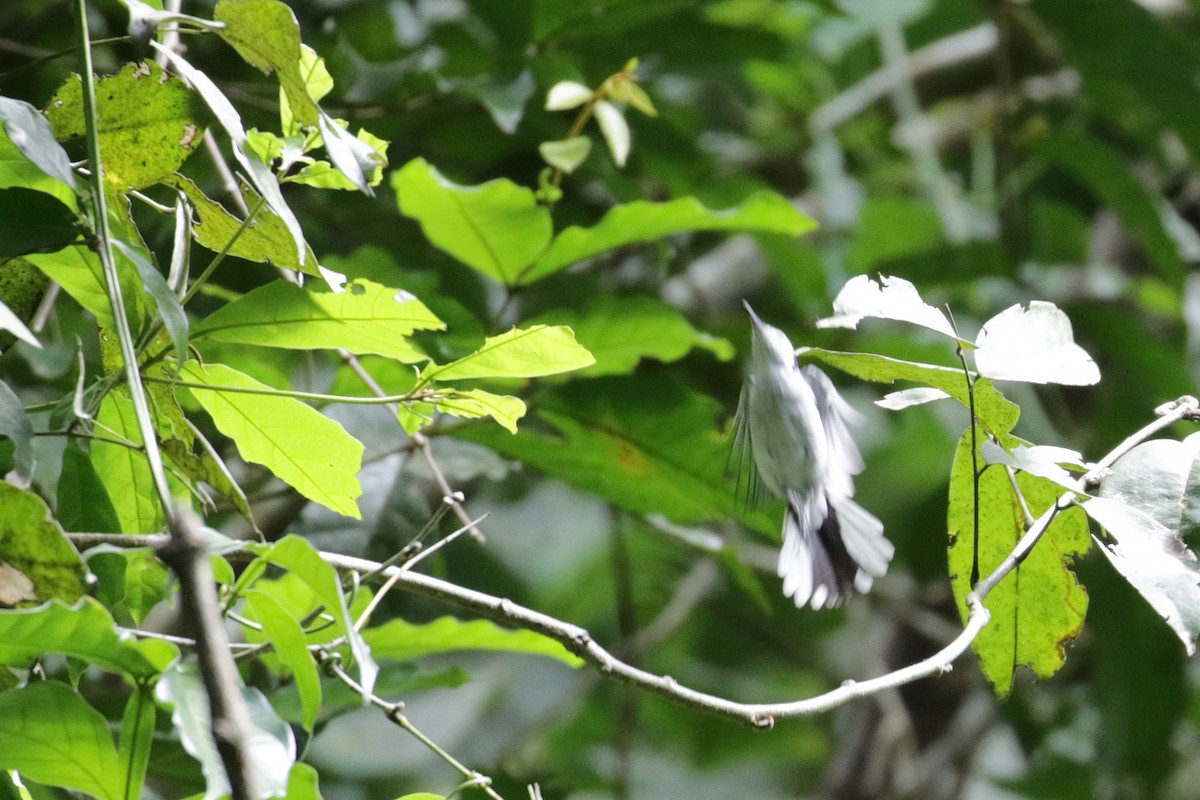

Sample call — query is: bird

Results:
[733,302,893,609]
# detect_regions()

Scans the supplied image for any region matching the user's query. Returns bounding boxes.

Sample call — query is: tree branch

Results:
[69,397,1200,729]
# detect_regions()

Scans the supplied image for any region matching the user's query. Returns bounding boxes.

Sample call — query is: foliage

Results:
[0,1,1198,799]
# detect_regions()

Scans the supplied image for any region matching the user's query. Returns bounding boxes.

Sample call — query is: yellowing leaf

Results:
[428,325,594,381]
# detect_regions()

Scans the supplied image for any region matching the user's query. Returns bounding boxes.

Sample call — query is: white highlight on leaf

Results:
[594,100,631,167]
[1083,495,1200,655]
[545,81,593,111]
[982,441,1089,491]
[875,387,950,410]
[974,301,1100,386]
[0,298,39,349]
[816,274,958,339]
[318,114,381,197]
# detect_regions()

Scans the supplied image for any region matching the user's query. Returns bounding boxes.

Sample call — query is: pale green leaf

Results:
[280,44,332,135]
[364,615,583,667]
[0,598,163,678]
[193,278,443,363]
[428,325,595,381]
[538,136,591,173]
[522,191,817,284]
[593,99,630,167]
[544,80,592,110]
[180,361,364,518]
[284,763,322,800]
[25,245,115,328]
[0,97,76,196]
[0,482,87,604]
[0,681,122,800]
[392,158,552,284]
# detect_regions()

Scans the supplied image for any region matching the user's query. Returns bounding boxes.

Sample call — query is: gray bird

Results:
[734,302,893,608]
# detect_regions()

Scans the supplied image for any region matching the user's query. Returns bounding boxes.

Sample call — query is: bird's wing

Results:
[800,365,865,497]
[730,380,770,509]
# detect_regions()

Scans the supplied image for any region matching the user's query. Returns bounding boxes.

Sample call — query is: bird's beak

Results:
[742,300,764,328]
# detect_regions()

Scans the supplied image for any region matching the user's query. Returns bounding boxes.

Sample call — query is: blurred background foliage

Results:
[4,0,1200,798]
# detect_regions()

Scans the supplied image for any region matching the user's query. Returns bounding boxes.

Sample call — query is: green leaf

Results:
[284,763,322,800]
[947,426,1090,697]
[215,0,319,129]
[57,444,121,534]
[0,379,33,481]
[520,191,817,284]
[45,60,203,190]
[252,534,377,695]
[112,239,189,369]
[428,324,595,381]
[365,615,583,667]
[193,278,443,362]
[86,546,171,624]
[0,97,77,198]
[456,377,774,535]
[0,188,79,258]
[245,589,322,732]
[91,389,162,534]
[800,347,1021,436]
[155,662,295,800]
[529,295,734,376]
[0,598,163,678]
[392,158,552,284]
[117,686,155,800]
[164,174,322,278]
[25,245,114,328]
[1034,130,1187,283]
[0,482,87,604]
[180,361,364,518]
[290,128,388,191]
[0,681,122,800]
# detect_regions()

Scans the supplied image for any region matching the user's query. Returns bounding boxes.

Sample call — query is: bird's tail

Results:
[779,490,894,609]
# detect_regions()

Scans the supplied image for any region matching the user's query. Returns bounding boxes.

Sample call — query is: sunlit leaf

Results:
[947,426,1090,697]
[215,0,318,128]
[815,274,959,339]
[180,361,364,518]
[392,158,552,284]
[974,301,1100,386]
[431,388,526,434]
[0,681,121,800]
[875,387,950,410]
[982,441,1089,492]
[45,60,202,190]
[1099,436,1200,537]
[193,278,443,363]
[317,114,383,196]
[427,324,594,381]
[280,44,332,135]
[522,191,815,284]
[1084,496,1200,654]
